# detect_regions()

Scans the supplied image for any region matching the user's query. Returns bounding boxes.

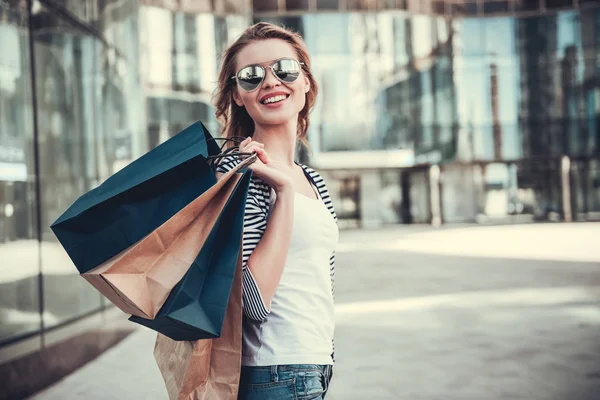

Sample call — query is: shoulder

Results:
[300,164,337,219]
[300,164,328,190]
[300,164,323,182]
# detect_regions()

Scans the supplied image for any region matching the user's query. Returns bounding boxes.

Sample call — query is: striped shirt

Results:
[216,157,337,361]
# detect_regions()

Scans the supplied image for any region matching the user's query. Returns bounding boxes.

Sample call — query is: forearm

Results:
[246,186,294,310]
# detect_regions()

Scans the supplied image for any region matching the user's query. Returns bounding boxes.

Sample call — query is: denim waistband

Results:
[241,364,333,383]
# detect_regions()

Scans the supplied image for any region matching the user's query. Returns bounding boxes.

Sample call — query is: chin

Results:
[260,113,296,126]
[250,107,298,126]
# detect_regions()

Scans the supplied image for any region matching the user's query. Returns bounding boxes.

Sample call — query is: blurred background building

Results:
[1,0,599,398]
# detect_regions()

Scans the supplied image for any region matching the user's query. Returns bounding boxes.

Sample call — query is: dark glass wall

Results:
[0,0,250,349]
[33,0,144,331]
[0,0,145,346]
[0,0,39,344]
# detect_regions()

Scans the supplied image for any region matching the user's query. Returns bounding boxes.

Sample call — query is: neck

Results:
[252,119,298,168]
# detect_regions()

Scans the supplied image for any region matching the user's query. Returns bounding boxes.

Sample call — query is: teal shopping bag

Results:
[129,169,251,341]
[50,121,222,274]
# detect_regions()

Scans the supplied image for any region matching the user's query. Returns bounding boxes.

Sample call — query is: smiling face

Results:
[233,38,310,129]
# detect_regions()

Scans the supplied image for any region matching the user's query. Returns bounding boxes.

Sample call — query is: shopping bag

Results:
[78,157,252,319]
[49,121,244,319]
[153,249,243,400]
[51,121,221,273]
[128,166,251,340]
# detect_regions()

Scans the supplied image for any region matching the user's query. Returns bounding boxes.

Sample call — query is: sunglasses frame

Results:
[231,58,305,92]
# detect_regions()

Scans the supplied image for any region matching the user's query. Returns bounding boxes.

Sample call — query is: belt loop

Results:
[270,365,278,382]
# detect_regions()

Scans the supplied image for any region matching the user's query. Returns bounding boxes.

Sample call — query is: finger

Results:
[253,147,270,164]
[244,143,264,153]
[239,137,251,148]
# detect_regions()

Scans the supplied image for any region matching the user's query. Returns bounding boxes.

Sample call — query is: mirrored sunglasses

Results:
[232,58,304,92]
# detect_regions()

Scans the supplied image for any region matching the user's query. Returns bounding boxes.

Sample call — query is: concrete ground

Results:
[31,223,600,400]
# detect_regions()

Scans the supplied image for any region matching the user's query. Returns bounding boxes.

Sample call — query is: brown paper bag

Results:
[154,249,243,400]
[81,160,249,319]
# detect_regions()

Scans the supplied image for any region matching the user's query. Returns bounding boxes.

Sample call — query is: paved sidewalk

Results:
[32,224,600,400]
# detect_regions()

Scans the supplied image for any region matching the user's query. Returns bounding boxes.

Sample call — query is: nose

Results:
[261,67,281,89]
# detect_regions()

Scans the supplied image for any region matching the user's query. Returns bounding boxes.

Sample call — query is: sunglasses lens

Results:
[273,59,301,83]
[237,66,265,91]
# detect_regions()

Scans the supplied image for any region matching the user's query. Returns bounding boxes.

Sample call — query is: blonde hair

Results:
[213,22,318,148]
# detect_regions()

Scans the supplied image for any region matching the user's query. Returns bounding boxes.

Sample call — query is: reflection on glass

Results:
[378,170,402,224]
[317,0,339,10]
[482,1,511,14]
[253,0,279,12]
[545,0,575,9]
[286,0,309,10]
[347,0,378,10]
[449,1,479,16]
[337,177,360,221]
[142,10,245,144]
[570,160,600,219]
[31,4,122,328]
[513,0,542,12]
[50,0,97,23]
[0,2,40,344]
[408,169,430,223]
[254,7,599,170]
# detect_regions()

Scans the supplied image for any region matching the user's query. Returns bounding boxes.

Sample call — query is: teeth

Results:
[262,95,287,104]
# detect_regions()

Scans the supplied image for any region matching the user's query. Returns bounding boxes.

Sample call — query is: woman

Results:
[214,22,339,400]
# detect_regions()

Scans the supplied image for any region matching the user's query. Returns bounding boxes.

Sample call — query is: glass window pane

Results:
[456,18,486,56]
[380,0,399,10]
[179,0,214,13]
[484,17,516,57]
[515,160,562,221]
[418,0,446,14]
[483,1,511,15]
[253,0,279,12]
[545,0,574,9]
[348,0,388,11]
[31,5,104,328]
[514,0,542,12]
[286,0,309,11]
[317,0,339,10]
[0,1,41,344]
[98,0,140,61]
[46,0,97,23]
[449,0,479,16]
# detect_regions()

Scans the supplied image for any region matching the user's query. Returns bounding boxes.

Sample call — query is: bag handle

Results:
[206,137,257,171]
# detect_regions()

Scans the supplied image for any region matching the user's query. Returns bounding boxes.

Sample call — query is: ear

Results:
[304,76,310,93]
[233,89,244,107]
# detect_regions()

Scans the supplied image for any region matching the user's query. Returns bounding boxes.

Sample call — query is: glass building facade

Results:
[2,0,600,393]
[254,0,600,226]
[0,0,250,373]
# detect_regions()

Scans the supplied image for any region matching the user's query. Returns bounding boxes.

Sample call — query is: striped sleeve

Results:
[217,158,272,322]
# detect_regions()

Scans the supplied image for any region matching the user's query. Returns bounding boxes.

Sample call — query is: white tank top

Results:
[241,186,339,366]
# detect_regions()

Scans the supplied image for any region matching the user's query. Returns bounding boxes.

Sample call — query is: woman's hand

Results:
[239,137,292,193]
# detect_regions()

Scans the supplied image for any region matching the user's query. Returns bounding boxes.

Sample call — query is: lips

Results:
[259,91,291,104]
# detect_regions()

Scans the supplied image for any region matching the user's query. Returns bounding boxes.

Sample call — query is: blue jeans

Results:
[238,364,333,400]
